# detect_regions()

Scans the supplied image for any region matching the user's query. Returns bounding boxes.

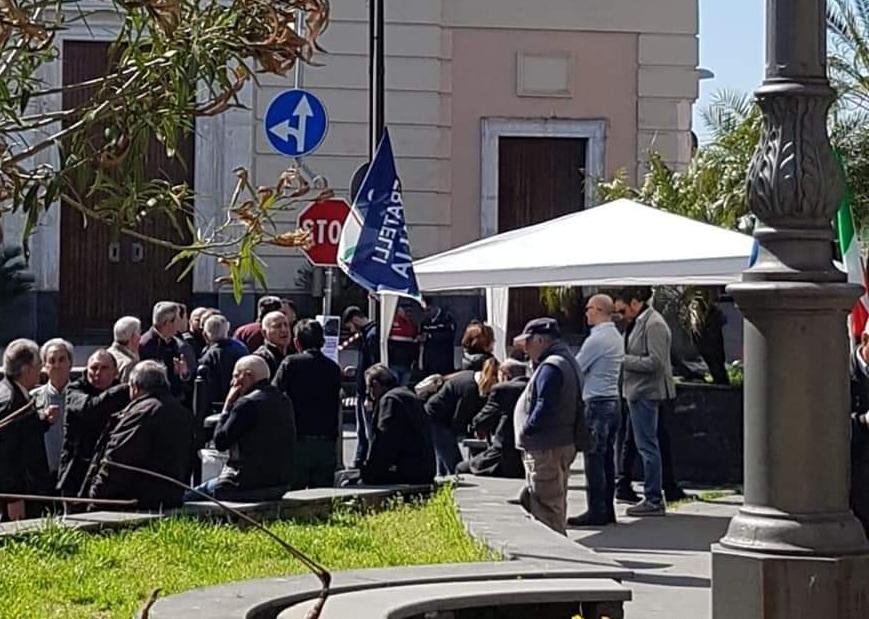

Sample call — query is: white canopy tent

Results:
[380,199,755,361]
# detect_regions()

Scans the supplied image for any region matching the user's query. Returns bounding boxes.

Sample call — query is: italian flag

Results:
[836,170,869,339]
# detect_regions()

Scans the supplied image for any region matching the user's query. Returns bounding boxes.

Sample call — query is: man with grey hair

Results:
[199,313,246,406]
[109,316,141,383]
[253,310,291,378]
[185,355,295,501]
[86,360,194,510]
[139,301,188,398]
[234,295,284,352]
[32,338,74,480]
[0,339,54,520]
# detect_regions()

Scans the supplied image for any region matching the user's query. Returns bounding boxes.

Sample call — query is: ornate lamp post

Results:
[712,1,869,616]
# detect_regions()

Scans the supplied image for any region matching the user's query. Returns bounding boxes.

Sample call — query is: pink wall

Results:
[450,28,638,246]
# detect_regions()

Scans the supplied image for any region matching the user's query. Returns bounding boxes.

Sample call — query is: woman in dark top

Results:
[460,321,495,371]
[424,357,499,476]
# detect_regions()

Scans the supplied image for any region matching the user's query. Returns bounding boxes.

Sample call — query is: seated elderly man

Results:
[199,314,247,406]
[0,339,55,520]
[87,361,194,510]
[186,356,296,502]
[361,364,435,486]
[253,310,291,378]
[32,338,74,482]
[59,349,130,497]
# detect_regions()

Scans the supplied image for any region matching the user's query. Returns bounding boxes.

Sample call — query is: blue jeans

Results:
[628,398,663,506]
[354,398,373,468]
[583,398,621,520]
[431,423,461,476]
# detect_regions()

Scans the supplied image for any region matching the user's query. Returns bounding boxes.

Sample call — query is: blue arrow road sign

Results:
[264,89,328,157]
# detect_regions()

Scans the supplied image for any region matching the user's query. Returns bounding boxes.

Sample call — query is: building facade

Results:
[2,0,699,341]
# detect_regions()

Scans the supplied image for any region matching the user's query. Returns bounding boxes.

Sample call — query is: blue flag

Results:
[338,129,422,301]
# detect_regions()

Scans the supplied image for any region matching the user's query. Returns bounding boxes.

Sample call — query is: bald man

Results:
[567,294,625,527]
[185,356,296,501]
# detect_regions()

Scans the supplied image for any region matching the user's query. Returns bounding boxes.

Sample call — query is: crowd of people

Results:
[0,286,689,538]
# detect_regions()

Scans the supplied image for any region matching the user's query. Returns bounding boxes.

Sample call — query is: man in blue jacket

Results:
[513,318,585,535]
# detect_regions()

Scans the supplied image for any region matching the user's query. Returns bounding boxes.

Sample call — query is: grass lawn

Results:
[0,487,496,619]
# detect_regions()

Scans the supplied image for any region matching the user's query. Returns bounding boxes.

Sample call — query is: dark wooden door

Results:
[497,137,587,337]
[59,41,193,335]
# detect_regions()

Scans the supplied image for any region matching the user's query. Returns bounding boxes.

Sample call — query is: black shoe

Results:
[665,487,689,502]
[615,486,640,503]
[567,512,615,527]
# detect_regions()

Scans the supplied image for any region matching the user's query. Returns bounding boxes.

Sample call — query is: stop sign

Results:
[297,198,351,266]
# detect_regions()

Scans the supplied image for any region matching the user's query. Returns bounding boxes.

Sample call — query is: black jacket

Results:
[58,380,130,496]
[362,386,435,485]
[198,339,246,406]
[421,308,456,375]
[88,390,194,510]
[213,381,296,492]
[139,328,185,398]
[850,348,869,536]
[182,330,207,362]
[424,370,485,434]
[355,322,380,395]
[467,377,528,478]
[254,342,286,379]
[0,378,52,497]
[273,349,341,439]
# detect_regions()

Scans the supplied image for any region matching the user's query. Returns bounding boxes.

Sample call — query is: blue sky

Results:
[694,0,765,141]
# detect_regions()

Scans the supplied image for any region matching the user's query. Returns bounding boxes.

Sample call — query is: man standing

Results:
[32,338,74,481]
[361,364,435,485]
[568,295,624,527]
[342,306,379,468]
[273,319,342,489]
[614,287,675,517]
[199,314,247,406]
[388,304,419,386]
[513,318,584,535]
[139,301,188,398]
[87,361,194,510]
[184,307,209,361]
[419,299,457,376]
[0,339,55,520]
[59,349,130,496]
[109,316,141,383]
[234,296,283,352]
[186,356,295,501]
[254,310,291,378]
[849,322,869,535]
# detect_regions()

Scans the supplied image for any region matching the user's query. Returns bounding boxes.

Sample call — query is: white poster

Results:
[316,315,341,364]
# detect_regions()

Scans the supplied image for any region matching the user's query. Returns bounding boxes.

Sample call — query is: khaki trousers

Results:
[520,444,577,535]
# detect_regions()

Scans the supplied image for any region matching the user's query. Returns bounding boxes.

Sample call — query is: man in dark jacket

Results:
[273,319,341,489]
[139,301,190,398]
[457,360,528,479]
[87,361,194,510]
[342,305,380,468]
[420,301,457,376]
[513,318,584,535]
[58,349,130,497]
[850,326,869,536]
[186,356,296,501]
[424,369,486,476]
[361,364,435,485]
[234,296,283,353]
[254,310,291,378]
[199,314,247,407]
[0,339,55,520]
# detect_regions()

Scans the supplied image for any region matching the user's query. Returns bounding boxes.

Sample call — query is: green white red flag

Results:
[836,163,869,339]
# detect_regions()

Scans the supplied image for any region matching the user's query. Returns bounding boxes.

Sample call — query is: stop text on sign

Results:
[296,198,351,267]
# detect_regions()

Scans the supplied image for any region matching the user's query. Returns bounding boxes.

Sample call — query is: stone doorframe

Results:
[29,8,252,295]
[479,117,606,237]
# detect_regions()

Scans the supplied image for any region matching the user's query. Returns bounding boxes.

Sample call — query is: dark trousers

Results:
[583,398,621,521]
[354,398,373,467]
[616,398,681,496]
[294,438,337,489]
[851,417,869,537]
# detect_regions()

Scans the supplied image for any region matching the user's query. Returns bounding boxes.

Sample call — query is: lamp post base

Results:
[712,545,869,619]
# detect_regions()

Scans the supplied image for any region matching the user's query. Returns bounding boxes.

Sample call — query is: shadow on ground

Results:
[574,513,732,553]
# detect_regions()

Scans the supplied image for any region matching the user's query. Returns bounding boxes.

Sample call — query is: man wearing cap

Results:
[513,317,585,535]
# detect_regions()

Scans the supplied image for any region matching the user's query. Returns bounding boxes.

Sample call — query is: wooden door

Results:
[59,41,193,335]
[497,137,587,337]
